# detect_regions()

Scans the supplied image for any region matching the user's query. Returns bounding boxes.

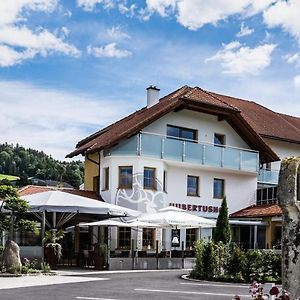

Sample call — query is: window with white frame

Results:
[187,175,199,196]
[119,166,133,189]
[213,178,225,199]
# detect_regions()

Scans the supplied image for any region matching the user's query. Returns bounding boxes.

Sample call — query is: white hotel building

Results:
[67,85,300,252]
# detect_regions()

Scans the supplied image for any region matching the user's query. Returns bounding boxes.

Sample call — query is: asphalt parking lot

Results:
[0,270,252,300]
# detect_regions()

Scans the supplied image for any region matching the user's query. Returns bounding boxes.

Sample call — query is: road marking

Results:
[76,297,117,300]
[134,288,251,298]
[180,282,249,288]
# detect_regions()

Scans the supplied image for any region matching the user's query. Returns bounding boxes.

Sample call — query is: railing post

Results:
[202,144,206,165]
[136,133,141,156]
[161,137,165,159]
[221,147,225,168]
[239,151,242,170]
[182,141,186,162]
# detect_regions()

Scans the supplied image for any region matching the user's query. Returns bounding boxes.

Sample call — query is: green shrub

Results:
[245,249,263,281]
[225,244,246,281]
[41,262,51,273]
[191,241,282,283]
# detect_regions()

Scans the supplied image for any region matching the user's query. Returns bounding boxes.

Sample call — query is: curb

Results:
[0,272,56,278]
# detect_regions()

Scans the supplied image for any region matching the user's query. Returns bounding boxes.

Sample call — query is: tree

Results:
[213,196,231,244]
[0,185,36,241]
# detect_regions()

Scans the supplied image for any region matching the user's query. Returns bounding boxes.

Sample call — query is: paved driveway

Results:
[0,270,252,300]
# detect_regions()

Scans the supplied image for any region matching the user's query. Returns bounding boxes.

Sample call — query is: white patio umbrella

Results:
[80,219,159,228]
[138,206,216,228]
[138,206,216,257]
[79,219,160,266]
[21,191,140,240]
[22,191,139,217]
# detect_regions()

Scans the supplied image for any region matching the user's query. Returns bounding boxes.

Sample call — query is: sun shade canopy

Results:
[21,190,140,217]
[138,206,216,228]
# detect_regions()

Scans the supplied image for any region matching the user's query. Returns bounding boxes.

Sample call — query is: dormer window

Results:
[167,125,197,142]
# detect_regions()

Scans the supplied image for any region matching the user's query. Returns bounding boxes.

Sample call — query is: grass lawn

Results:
[0,174,20,181]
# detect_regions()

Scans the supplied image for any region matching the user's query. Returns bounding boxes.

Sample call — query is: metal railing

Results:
[107,132,259,173]
[257,169,279,185]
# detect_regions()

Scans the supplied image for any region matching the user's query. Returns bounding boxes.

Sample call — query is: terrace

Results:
[105,132,259,173]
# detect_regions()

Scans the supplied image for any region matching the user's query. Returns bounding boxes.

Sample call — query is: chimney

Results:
[146,85,160,108]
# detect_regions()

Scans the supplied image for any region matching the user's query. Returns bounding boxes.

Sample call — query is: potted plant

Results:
[43,229,64,270]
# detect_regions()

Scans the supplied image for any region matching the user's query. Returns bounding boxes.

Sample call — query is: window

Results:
[214,133,226,146]
[143,228,155,249]
[144,167,156,189]
[187,175,199,196]
[213,178,225,199]
[186,228,196,249]
[118,227,131,249]
[167,125,197,142]
[119,166,133,189]
[163,171,167,192]
[103,167,109,190]
[93,176,99,193]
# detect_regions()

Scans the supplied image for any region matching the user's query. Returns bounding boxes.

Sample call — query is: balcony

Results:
[107,132,259,173]
[257,169,279,185]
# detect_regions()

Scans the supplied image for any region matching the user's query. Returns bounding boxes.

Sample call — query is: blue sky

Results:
[0,0,300,160]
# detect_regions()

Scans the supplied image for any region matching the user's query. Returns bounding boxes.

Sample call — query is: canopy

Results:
[21,191,139,217]
[80,218,159,228]
[138,206,216,228]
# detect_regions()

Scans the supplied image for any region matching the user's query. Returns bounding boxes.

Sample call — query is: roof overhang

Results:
[66,94,280,163]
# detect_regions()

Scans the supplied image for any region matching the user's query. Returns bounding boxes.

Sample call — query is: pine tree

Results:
[213,196,231,244]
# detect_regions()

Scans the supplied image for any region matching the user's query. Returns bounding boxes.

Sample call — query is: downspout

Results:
[86,152,101,200]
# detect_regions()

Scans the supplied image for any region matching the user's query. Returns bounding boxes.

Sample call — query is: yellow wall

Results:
[84,152,99,191]
[265,219,282,248]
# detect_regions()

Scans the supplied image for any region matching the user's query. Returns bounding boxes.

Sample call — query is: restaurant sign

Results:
[169,203,220,213]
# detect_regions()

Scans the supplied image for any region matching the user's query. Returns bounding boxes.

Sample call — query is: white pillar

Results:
[254,225,258,249]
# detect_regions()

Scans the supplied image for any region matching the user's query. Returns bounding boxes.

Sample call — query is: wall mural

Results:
[115,172,165,214]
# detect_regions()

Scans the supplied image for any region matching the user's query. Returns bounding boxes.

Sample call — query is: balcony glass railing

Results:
[257,169,279,185]
[108,132,259,172]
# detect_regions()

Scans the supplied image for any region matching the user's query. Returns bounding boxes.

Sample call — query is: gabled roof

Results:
[230,204,282,218]
[66,85,300,162]
[209,91,300,144]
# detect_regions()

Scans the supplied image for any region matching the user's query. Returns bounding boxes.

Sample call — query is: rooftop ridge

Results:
[199,87,240,111]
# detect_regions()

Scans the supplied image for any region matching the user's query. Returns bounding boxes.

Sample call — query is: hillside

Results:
[0,143,84,188]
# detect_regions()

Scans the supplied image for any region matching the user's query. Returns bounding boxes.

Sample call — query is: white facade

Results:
[97,109,261,251]
[99,109,257,217]
[264,138,300,172]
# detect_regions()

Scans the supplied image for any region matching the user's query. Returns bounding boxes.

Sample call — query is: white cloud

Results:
[264,0,300,44]
[284,52,300,67]
[294,75,300,89]
[0,45,36,67]
[107,26,131,41]
[0,80,133,160]
[87,43,132,58]
[206,41,276,76]
[237,22,254,37]
[0,1,80,67]
[142,0,273,30]
[118,3,137,17]
[0,0,58,26]
[77,0,115,11]
[145,0,177,17]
